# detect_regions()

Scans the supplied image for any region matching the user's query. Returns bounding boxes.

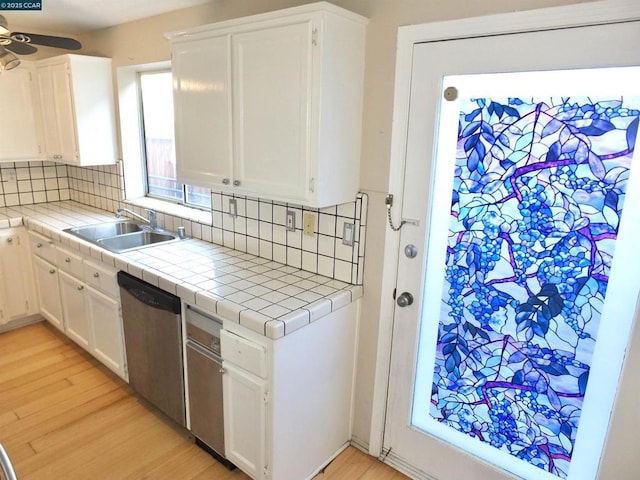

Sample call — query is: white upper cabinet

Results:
[168,2,367,208]
[36,54,117,166]
[0,62,43,162]
[172,33,233,187]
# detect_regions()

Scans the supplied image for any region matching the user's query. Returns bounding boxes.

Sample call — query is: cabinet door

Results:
[232,21,313,202]
[173,34,233,188]
[37,61,77,163]
[0,231,35,323]
[0,65,42,161]
[32,255,64,331]
[223,362,268,480]
[58,271,90,350]
[86,286,127,380]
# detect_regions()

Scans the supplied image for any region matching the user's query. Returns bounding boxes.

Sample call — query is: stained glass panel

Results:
[411,68,640,480]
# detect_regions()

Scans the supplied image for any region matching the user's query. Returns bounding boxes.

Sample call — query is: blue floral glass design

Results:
[431,96,640,478]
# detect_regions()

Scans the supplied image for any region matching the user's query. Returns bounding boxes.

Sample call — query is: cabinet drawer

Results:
[83,260,118,297]
[221,329,267,378]
[28,231,56,263]
[56,245,84,278]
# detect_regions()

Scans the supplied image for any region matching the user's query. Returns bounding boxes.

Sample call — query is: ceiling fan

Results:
[0,14,81,71]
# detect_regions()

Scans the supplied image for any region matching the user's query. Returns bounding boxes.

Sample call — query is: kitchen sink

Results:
[97,231,179,252]
[63,221,180,253]
[65,220,143,241]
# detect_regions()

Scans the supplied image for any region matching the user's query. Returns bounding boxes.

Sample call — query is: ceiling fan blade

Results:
[12,32,81,50]
[5,41,37,55]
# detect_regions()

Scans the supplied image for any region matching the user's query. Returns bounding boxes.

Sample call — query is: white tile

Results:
[277,296,307,311]
[334,259,353,283]
[318,235,335,257]
[328,290,351,310]
[287,247,302,268]
[217,300,246,322]
[280,309,310,335]
[273,244,286,264]
[260,291,288,304]
[348,285,363,300]
[142,269,160,286]
[278,284,304,296]
[264,320,285,339]
[226,290,254,305]
[196,292,219,313]
[260,304,291,319]
[312,284,337,296]
[158,276,178,295]
[259,201,273,222]
[243,297,272,311]
[295,290,323,304]
[306,299,331,322]
[177,284,197,304]
[240,310,271,335]
[318,213,336,236]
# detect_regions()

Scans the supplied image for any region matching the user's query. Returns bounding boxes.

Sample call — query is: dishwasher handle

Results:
[117,271,181,314]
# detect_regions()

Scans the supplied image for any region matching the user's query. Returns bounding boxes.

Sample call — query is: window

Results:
[138,70,211,209]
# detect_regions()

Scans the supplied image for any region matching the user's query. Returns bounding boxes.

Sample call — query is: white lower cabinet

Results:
[59,270,90,349]
[86,285,126,378]
[223,362,268,479]
[221,301,358,480]
[0,228,38,326]
[29,234,127,380]
[32,254,64,331]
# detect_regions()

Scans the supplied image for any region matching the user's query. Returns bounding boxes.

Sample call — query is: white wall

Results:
[73,0,589,448]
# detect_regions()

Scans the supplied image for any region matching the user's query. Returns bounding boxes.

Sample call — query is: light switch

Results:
[342,222,355,246]
[303,213,316,236]
[286,210,296,232]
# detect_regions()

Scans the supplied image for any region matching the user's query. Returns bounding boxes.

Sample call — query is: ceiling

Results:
[1,0,213,34]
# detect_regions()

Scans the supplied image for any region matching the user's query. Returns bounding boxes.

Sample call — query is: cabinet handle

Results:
[37,243,43,248]
[93,272,99,278]
[233,180,240,187]
[77,285,84,291]
[6,237,12,244]
[65,257,71,263]
[49,269,56,274]
[222,178,230,185]
[53,154,62,160]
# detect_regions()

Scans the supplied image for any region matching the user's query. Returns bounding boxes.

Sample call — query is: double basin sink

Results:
[64,220,180,253]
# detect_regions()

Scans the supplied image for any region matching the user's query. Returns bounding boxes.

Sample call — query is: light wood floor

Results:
[0,322,408,480]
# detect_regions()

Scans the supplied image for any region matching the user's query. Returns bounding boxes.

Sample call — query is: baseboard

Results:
[0,314,43,334]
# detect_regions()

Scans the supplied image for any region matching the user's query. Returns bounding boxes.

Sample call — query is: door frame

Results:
[373,0,640,460]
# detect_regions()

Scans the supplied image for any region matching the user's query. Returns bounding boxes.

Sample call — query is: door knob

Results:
[396,292,414,307]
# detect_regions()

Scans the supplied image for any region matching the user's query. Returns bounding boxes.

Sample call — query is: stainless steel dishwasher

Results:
[117,271,185,427]
[185,305,233,468]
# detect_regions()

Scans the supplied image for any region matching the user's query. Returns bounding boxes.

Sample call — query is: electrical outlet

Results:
[342,222,355,246]
[286,210,296,232]
[229,198,237,218]
[303,213,316,236]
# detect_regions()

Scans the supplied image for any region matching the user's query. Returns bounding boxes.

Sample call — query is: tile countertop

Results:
[0,201,362,340]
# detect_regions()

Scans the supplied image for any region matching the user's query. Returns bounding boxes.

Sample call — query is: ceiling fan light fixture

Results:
[0,15,9,36]
[0,45,20,71]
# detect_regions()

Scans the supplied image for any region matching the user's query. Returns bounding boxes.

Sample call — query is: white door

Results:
[385,16,640,480]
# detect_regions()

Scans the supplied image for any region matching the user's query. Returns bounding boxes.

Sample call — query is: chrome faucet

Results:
[116,208,157,229]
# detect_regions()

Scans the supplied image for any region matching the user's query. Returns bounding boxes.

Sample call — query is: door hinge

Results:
[309,177,315,193]
[312,28,318,46]
[263,391,270,404]
[263,465,270,479]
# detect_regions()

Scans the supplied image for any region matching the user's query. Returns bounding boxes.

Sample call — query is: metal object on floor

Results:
[0,443,17,480]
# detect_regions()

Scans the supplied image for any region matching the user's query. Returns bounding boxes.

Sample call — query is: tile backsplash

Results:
[1,160,367,285]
